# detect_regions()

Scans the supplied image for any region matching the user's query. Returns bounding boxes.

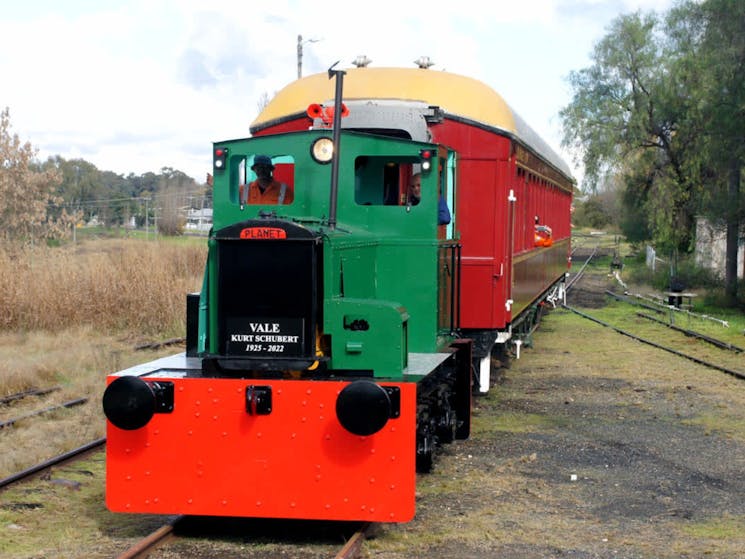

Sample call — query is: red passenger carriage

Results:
[251,67,574,390]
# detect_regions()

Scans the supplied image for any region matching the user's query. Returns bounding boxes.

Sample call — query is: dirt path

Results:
[366,307,745,558]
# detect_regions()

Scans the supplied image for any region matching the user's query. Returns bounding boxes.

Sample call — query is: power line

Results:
[50,191,211,210]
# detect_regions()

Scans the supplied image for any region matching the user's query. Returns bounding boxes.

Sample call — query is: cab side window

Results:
[354,157,412,206]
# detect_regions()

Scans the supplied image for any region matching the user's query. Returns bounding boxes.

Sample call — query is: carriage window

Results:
[236,154,295,205]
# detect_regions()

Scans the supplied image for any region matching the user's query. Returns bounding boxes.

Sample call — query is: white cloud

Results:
[1,0,675,181]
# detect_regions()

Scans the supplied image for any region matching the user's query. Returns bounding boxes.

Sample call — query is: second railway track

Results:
[565,247,745,382]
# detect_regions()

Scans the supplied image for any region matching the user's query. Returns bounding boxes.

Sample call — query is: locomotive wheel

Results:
[416,434,434,473]
[416,408,436,473]
[436,404,456,444]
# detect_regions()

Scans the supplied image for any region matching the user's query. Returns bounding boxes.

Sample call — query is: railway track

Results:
[0,397,88,430]
[2,436,373,558]
[115,518,372,559]
[0,438,105,490]
[565,248,745,382]
[114,516,183,559]
[561,304,745,381]
[0,386,61,405]
[0,386,101,491]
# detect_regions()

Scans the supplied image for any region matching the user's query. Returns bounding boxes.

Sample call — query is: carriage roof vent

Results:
[414,56,435,69]
[353,55,372,68]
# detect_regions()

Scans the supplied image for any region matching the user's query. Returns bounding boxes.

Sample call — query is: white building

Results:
[695,218,744,279]
[185,207,213,232]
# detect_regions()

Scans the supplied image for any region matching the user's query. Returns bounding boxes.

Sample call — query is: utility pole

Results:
[73,164,80,244]
[143,195,150,240]
[297,34,303,79]
[297,34,321,79]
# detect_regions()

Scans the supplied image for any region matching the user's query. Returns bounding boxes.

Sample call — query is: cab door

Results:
[437,147,460,334]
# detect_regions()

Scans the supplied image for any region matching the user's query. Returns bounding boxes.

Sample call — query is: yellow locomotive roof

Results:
[251,67,516,134]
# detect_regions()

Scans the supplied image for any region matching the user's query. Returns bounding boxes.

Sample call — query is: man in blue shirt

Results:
[409,173,451,225]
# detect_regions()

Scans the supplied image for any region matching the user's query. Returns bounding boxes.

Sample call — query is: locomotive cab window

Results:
[354,156,414,206]
[235,154,295,206]
[353,152,454,239]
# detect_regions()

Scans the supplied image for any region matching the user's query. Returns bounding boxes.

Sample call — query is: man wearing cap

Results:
[244,155,294,205]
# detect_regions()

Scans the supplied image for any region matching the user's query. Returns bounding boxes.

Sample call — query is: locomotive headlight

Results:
[310,137,334,164]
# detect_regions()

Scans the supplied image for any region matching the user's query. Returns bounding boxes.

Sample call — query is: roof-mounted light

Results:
[307,103,323,119]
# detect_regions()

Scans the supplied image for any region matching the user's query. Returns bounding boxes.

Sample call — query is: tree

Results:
[155,167,204,236]
[40,156,104,223]
[99,170,138,226]
[561,11,702,255]
[0,108,77,244]
[692,0,745,302]
[561,3,744,303]
[573,176,623,230]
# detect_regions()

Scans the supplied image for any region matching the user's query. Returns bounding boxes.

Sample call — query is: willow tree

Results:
[560,11,701,256]
[562,3,744,303]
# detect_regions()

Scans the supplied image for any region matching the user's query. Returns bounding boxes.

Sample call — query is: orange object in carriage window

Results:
[534,224,553,247]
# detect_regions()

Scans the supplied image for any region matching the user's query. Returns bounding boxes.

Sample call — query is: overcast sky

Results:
[2,0,675,185]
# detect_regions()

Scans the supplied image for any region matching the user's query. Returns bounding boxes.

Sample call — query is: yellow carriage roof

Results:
[251,67,572,179]
[252,67,515,133]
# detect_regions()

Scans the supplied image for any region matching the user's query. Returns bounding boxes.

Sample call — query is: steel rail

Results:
[115,516,184,559]
[0,397,88,430]
[604,290,666,315]
[629,292,730,327]
[112,518,369,559]
[562,304,745,381]
[635,312,744,353]
[0,437,106,490]
[134,337,185,351]
[0,386,61,405]
[334,523,373,559]
[565,245,598,291]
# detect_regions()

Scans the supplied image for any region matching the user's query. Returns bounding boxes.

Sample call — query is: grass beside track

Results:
[1,234,744,558]
[366,308,745,558]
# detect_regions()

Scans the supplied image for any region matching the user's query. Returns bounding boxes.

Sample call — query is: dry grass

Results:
[0,238,206,478]
[0,331,190,479]
[0,238,205,337]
